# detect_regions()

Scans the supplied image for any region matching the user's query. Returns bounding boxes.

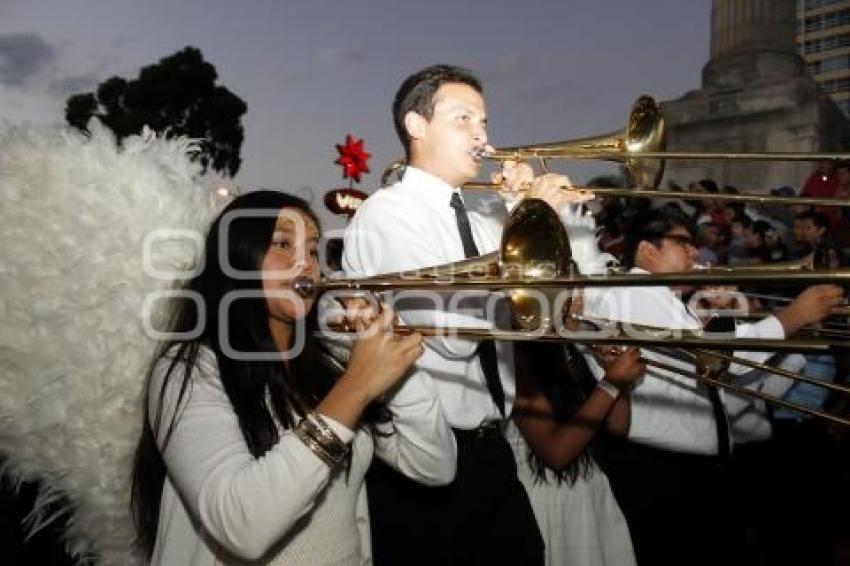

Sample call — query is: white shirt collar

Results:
[400,166,461,207]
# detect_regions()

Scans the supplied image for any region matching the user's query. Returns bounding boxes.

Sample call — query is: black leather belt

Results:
[453,421,505,441]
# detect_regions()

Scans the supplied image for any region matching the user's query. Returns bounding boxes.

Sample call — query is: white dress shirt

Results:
[582,269,787,455]
[343,166,514,428]
[149,346,455,565]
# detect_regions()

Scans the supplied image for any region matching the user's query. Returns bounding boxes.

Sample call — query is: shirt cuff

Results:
[754,315,785,339]
[319,414,356,444]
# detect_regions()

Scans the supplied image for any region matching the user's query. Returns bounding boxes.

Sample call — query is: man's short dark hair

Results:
[621,207,695,268]
[795,209,830,230]
[731,213,752,228]
[697,178,719,193]
[392,64,482,160]
[750,219,772,240]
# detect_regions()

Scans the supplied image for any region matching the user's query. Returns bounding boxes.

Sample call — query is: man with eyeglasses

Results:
[579,206,843,566]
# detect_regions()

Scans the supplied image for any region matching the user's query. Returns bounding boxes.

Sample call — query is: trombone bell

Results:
[486,95,667,189]
[500,198,574,330]
[297,198,576,332]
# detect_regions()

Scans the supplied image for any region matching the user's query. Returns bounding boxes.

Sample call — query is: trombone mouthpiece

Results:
[293,276,317,298]
[469,147,489,160]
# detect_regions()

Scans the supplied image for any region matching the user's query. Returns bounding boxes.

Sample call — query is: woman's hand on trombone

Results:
[594,346,645,392]
[318,303,424,427]
[490,160,594,211]
[343,305,424,402]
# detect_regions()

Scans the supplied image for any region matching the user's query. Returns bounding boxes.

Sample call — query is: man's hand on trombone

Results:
[490,159,594,212]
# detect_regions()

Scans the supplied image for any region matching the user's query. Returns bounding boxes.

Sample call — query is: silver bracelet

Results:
[308,412,341,443]
[597,379,621,399]
[297,412,350,466]
[293,423,339,468]
[307,414,348,454]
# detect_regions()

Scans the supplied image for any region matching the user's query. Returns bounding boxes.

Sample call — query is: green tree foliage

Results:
[65,47,247,177]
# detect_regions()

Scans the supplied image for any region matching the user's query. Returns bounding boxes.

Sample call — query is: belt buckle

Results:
[476,420,503,439]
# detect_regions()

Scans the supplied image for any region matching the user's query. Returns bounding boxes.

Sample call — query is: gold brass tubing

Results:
[691,349,850,396]
[800,328,850,339]
[587,186,850,207]
[484,149,850,162]
[322,323,831,352]
[735,294,850,317]
[828,306,850,317]
[462,182,850,207]
[312,268,850,293]
[642,357,850,427]
[320,323,846,425]
[725,322,850,339]
[732,307,850,319]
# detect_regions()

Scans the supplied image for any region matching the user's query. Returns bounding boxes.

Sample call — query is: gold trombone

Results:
[305,199,850,424]
[383,95,850,207]
[300,199,850,329]
[689,257,850,330]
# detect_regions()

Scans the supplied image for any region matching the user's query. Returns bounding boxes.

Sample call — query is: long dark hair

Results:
[129,190,349,558]
[516,342,596,485]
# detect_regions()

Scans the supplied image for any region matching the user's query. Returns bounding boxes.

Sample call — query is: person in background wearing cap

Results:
[801,160,841,227]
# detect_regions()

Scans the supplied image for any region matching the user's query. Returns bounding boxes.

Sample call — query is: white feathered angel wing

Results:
[0,120,221,564]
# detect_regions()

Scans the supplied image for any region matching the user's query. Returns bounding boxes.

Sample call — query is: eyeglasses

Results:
[660,234,695,248]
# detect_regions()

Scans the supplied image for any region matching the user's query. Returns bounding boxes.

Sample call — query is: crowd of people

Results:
[597,167,850,271]
[589,167,850,566]
[5,63,847,565]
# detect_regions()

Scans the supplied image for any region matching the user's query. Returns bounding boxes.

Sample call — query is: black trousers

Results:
[730,422,842,566]
[366,427,544,566]
[594,436,747,566]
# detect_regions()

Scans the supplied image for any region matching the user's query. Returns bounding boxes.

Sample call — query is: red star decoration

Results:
[334,134,371,183]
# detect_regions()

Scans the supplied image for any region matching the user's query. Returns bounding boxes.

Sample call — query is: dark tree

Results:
[65,47,247,177]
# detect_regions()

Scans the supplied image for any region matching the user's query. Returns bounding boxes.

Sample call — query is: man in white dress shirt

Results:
[343,64,576,566]
[581,206,843,566]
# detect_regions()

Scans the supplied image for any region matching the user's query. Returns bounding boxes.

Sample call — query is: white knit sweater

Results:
[149,347,455,565]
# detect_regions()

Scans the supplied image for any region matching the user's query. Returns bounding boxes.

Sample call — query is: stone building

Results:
[797,0,850,118]
[660,0,850,192]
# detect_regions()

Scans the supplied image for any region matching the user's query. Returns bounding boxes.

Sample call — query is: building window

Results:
[824,53,850,72]
[821,77,850,93]
[802,38,823,54]
[804,0,842,11]
[800,32,850,54]
[808,53,850,74]
[803,8,850,33]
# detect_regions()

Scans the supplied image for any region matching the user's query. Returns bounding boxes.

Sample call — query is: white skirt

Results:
[506,421,636,566]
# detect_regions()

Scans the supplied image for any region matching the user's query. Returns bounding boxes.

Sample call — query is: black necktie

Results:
[450,192,506,416]
[702,316,733,459]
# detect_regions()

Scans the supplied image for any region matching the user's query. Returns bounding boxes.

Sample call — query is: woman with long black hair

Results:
[507,337,643,566]
[130,190,456,565]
